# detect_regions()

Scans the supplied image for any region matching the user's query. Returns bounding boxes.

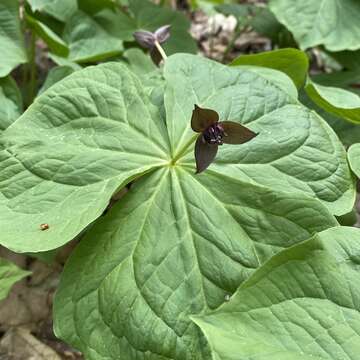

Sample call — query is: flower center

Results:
[203,123,224,145]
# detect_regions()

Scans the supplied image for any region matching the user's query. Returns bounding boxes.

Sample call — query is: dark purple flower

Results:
[191,104,258,174]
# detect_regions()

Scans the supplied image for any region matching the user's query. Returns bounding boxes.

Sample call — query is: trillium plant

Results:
[1,2,360,359]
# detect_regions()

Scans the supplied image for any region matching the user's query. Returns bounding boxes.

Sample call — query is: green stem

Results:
[222,25,243,63]
[154,41,168,61]
[28,31,37,106]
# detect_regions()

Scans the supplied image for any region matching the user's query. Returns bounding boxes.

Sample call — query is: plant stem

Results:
[154,41,168,61]
[28,31,37,106]
[222,25,243,63]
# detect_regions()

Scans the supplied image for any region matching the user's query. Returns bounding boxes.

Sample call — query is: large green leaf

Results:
[348,144,360,178]
[231,49,309,89]
[305,81,360,124]
[0,55,353,254]
[0,54,353,251]
[0,76,22,133]
[165,55,354,215]
[0,0,27,77]
[0,257,30,301]
[54,168,338,360]
[269,0,360,51]
[45,54,354,359]
[193,226,360,360]
[0,63,169,252]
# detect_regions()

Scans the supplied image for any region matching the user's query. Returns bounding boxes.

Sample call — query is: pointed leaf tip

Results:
[191,105,219,133]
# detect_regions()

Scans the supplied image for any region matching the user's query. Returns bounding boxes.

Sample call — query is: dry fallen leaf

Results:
[0,327,62,360]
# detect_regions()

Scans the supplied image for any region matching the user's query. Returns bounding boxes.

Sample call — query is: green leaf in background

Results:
[192,226,360,360]
[48,53,82,70]
[0,0,28,77]
[54,168,337,360]
[63,10,124,63]
[249,6,295,48]
[300,72,360,147]
[300,90,360,148]
[305,81,360,124]
[0,63,169,252]
[231,48,309,89]
[329,50,360,71]
[348,144,360,178]
[269,0,360,51]
[0,76,23,133]
[0,257,30,301]
[216,4,257,28]
[25,12,69,57]
[78,0,116,15]
[41,0,197,64]
[27,0,78,22]
[38,65,75,94]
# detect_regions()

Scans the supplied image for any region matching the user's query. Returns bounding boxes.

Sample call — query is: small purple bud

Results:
[133,25,171,50]
[154,25,171,44]
[133,30,156,49]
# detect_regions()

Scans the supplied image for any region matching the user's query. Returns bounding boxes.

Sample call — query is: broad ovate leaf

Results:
[306,81,360,124]
[63,10,124,63]
[193,226,360,360]
[0,63,169,252]
[0,76,22,133]
[348,144,360,178]
[165,55,354,215]
[54,169,338,360]
[0,0,27,77]
[269,0,360,51]
[0,257,30,301]
[231,48,309,89]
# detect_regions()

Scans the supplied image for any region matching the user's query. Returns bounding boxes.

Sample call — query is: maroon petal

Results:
[191,105,219,133]
[220,121,258,144]
[150,47,162,65]
[133,30,156,49]
[155,25,171,44]
[195,135,218,174]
